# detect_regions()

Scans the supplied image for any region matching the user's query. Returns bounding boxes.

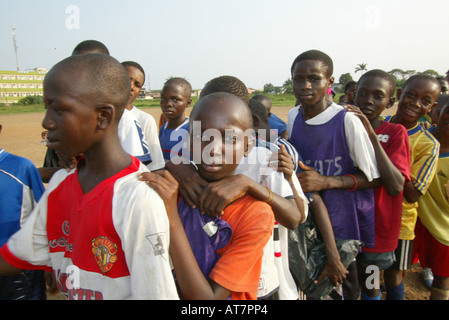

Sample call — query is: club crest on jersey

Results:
[91,236,118,273]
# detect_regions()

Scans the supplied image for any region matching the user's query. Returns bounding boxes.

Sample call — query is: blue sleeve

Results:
[269,113,287,134]
[26,162,45,202]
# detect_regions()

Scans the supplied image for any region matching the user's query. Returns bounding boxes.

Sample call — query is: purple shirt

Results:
[289,108,375,247]
[177,198,232,277]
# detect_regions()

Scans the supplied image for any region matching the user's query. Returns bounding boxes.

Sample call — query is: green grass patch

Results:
[0,94,302,114]
[136,94,297,109]
[0,104,46,114]
[133,97,200,109]
[259,94,296,107]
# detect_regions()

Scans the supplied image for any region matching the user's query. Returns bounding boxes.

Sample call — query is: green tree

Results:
[263,83,276,94]
[404,70,417,79]
[338,73,353,87]
[16,96,44,105]
[388,68,405,80]
[421,69,441,77]
[388,69,416,87]
[282,78,293,95]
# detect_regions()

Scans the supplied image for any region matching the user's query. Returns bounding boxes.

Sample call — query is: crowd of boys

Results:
[0,40,448,301]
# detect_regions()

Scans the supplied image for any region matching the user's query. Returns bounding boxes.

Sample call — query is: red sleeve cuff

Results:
[0,244,52,272]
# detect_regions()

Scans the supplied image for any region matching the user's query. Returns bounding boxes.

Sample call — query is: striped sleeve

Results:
[276,138,300,173]
[118,109,152,164]
[412,129,440,194]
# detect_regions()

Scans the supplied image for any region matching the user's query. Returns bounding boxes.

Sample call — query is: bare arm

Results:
[297,161,381,192]
[271,144,306,227]
[164,153,304,229]
[38,167,61,183]
[403,181,422,203]
[164,160,208,208]
[198,174,303,229]
[345,105,405,196]
[365,129,405,196]
[309,193,348,286]
[38,154,78,183]
[0,254,23,277]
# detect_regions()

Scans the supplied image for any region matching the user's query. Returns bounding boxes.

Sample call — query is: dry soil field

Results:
[0,105,430,300]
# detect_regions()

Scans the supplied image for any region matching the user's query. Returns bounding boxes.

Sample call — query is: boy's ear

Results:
[252,115,260,129]
[328,76,335,88]
[244,134,255,158]
[429,101,438,113]
[396,88,402,101]
[96,105,114,130]
[386,96,396,109]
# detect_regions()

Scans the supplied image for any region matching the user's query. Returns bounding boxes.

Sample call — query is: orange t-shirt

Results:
[208,195,274,300]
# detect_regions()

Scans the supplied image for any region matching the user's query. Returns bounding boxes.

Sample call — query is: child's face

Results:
[125,66,144,106]
[160,83,191,120]
[345,84,357,103]
[190,98,251,182]
[338,94,347,104]
[355,76,394,121]
[42,69,100,159]
[292,60,334,107]
[397,78,440,123]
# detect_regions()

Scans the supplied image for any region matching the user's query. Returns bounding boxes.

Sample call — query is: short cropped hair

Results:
[436,93,449,106]
[46,53,130,120]
[164,77,192,96]
[290,50,333,77]
[436,76,448,91]
[121,61,146,81]
[359,69,396,96]
[251,94,271,104]
[344,81,357,92]
[72,40,110,55]
[248,98,269,121]
[191,92,252,129]
[403,74,441,91]
[200,75,249,105]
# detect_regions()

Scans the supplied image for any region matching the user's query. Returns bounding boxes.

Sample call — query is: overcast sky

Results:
[0,0,447,90]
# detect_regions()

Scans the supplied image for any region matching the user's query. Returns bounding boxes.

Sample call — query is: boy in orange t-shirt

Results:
[143,92,275,300]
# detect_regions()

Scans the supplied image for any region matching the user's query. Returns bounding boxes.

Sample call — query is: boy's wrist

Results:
[325,247,341,262]
[326,175,345,189]
[243,175,260,196]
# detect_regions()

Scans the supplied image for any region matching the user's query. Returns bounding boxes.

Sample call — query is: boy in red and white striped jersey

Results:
[0,53,178,300]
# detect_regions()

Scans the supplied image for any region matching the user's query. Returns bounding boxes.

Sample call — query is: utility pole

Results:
[11,24,20,72]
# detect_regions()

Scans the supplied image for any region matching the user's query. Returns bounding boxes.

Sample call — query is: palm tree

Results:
[355,63,368,75]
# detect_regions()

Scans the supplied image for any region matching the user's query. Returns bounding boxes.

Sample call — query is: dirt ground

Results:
[0,105,431,300]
